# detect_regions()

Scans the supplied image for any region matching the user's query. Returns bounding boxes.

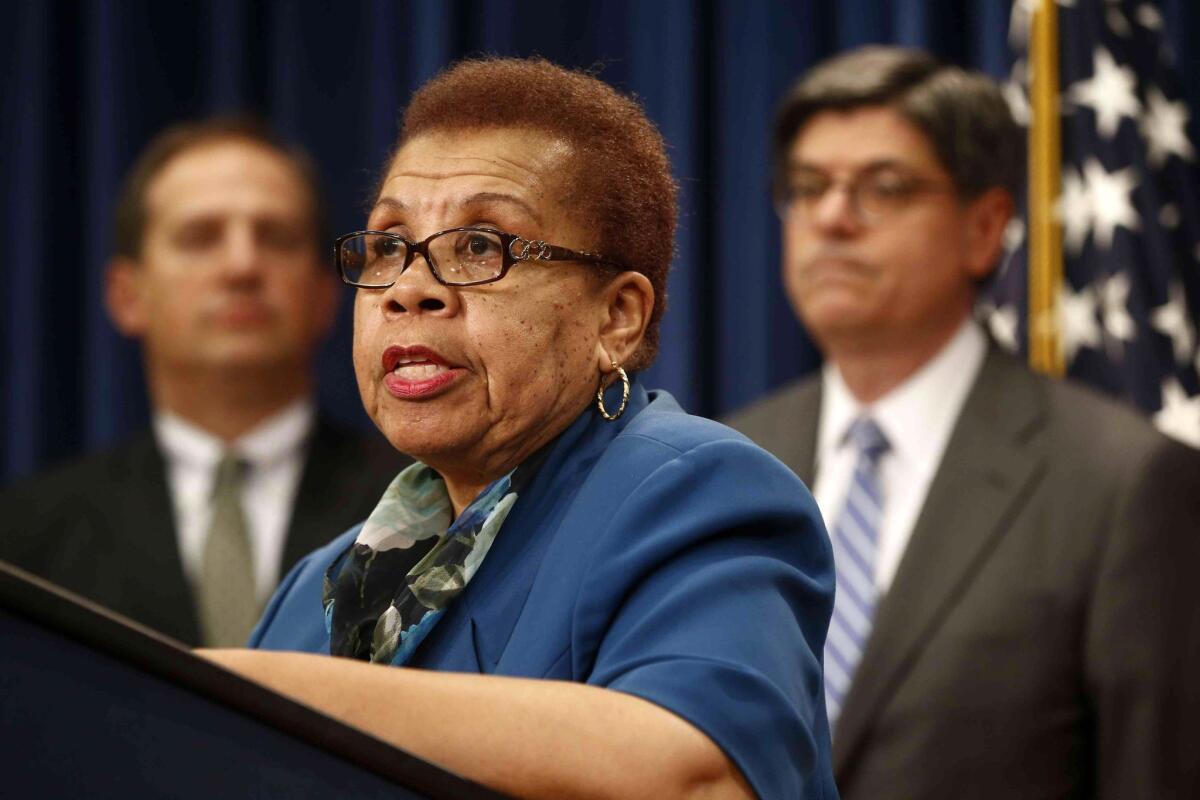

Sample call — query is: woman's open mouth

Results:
[381,345,464,399]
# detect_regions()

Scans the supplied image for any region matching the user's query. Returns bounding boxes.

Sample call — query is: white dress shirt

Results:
[812,320,986,594]
[153,399,314,602]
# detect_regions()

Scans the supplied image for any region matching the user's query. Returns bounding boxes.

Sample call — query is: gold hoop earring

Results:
[596,361,630,421]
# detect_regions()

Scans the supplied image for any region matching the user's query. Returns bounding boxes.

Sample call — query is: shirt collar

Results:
[818,319,987,465]
[153,397,315,471]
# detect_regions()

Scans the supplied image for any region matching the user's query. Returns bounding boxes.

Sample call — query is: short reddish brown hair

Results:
[392,57,677,371]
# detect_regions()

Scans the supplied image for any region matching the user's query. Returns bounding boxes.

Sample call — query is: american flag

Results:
[984,0,1200,447]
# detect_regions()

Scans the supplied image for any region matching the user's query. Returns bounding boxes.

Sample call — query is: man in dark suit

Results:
[0,118,407,647]
[727,46,1200,799]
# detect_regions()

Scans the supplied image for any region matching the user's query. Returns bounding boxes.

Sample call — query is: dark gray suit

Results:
[0,419,409,645]
[726,346,1200,799]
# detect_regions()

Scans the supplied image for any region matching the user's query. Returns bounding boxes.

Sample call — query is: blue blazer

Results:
[253,385,838,799]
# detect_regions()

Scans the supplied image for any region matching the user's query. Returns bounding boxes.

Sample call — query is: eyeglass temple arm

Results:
[533,243,619,267]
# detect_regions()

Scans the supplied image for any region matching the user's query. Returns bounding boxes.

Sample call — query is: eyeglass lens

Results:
[339,230,507,286]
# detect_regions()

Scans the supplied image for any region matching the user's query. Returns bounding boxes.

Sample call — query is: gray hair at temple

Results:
[772,46,1024,203]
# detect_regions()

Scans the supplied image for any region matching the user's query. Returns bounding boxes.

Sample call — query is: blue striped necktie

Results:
[824,416,890,733]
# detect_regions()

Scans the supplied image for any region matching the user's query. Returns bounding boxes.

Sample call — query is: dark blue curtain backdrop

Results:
[4,1,1199,484]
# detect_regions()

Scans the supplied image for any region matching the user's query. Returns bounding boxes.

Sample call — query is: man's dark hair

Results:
[112,116,328,260]
[773,46,1023,203]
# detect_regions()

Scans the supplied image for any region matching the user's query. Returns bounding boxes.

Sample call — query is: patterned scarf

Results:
[323,462,518,666]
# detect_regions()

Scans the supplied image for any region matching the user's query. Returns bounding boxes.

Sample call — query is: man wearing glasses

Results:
[0,119,406,648]
[727,46,1200,799]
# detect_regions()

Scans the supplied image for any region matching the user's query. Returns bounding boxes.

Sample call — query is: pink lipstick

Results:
[381,345,463,399]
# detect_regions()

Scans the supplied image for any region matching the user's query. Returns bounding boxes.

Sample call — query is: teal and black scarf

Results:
[323,462,520,666]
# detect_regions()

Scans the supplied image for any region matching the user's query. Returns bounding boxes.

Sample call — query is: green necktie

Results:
[197,453,259,647]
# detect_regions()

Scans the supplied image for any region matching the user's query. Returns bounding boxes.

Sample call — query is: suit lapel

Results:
[832,350,1047,777]
[280,418,407,573]
[105,434,200,644]
[790,379,822,488]
[281,420,349,571]
[733,375,822,486]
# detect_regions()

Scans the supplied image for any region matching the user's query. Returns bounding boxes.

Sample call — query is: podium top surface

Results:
[0,558,507,800]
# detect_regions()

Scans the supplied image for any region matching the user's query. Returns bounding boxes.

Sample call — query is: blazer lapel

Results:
[465,386,652,670]
[832,349,1047,777]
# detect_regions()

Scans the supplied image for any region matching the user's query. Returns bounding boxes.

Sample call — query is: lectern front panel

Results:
[0,561,506,799]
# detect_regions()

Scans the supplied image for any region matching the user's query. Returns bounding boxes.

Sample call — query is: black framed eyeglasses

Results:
[334,227,620,288]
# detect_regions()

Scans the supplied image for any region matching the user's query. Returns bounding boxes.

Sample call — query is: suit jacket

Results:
[725,347,1200,800]
[252,385,840,800]
[0,417,409,646]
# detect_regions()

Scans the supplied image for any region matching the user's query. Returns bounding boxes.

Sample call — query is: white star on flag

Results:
[1150,281,1197,364]
[1058,166,1092,255]
[1100,271,1137,345]
[1003,217,1026,253]
[1009,0,1078,46]
[1153,376,1200,447]
[1135,4,1163,30]
[1059,280,1103,363]
[1003,77,1031,127]
[1106,6,1132,37]
[1008,0,1038,47]
[999,0,1200,445]
[1067,47,1140,138]
[996,218,1026,281]
[1141,87,1195,168]
[985,304,1020,353]
[1083,158,1140,249]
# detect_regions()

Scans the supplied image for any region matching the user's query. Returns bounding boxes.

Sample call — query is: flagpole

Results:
[1028,0,1065,376]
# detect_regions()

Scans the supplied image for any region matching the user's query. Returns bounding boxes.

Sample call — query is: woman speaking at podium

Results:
[203,57,837,800]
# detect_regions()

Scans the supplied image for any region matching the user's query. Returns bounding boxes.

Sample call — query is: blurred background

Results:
[4,0,1200,485]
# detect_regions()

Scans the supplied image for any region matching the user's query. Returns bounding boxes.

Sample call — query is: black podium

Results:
[0,560,506,799]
